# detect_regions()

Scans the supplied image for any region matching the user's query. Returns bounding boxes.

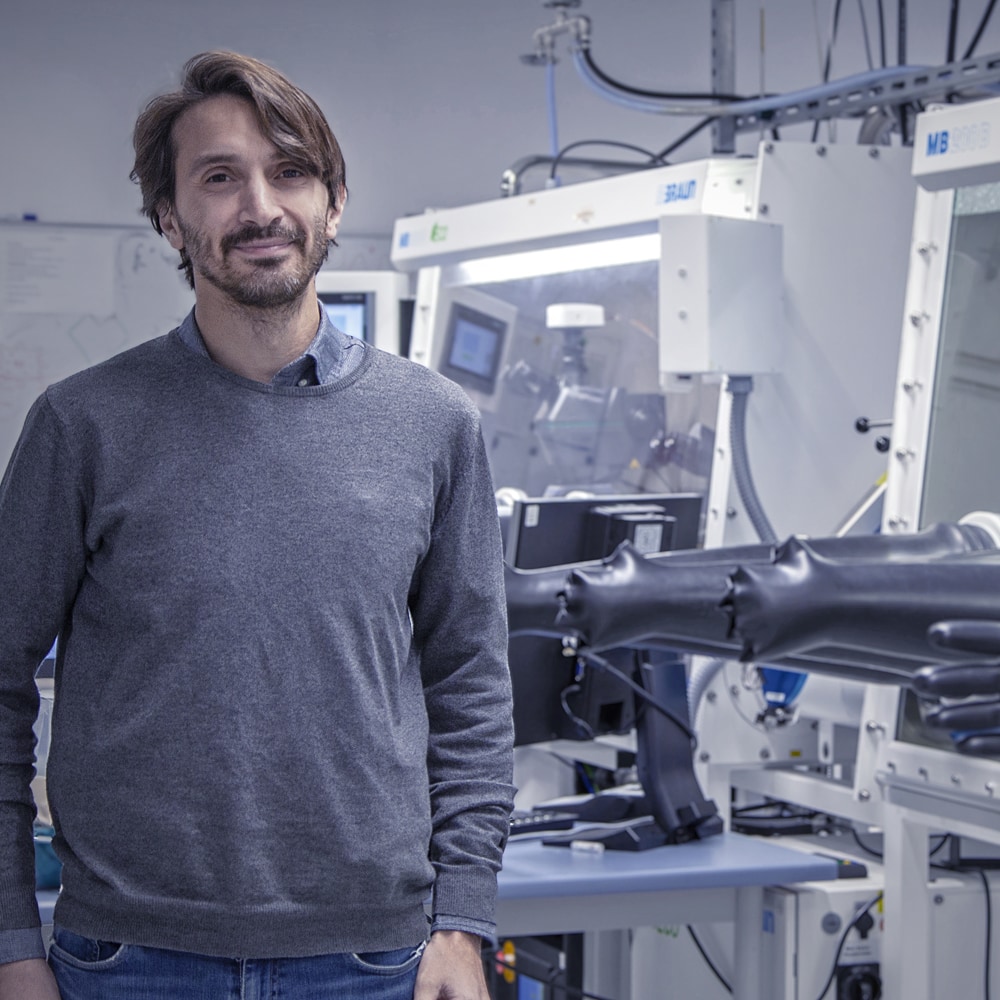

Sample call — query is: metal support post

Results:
[711,0,736,153]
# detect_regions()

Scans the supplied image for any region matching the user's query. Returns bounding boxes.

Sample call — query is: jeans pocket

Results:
[349,940,427,976]
[49,926,128,970]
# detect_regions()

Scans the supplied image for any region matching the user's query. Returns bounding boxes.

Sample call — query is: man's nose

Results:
[239,174,282,228]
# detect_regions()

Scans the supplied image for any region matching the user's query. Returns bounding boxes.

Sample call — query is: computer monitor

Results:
[439,301,509,395]
[318,290,371,342]
[314,270,410,354]
[505,492,703,571]
[505,492,704,747]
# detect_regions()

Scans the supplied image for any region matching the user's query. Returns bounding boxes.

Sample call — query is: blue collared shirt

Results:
[176,303,364,386]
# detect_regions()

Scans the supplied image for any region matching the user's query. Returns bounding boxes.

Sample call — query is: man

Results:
[0,51,515,1000]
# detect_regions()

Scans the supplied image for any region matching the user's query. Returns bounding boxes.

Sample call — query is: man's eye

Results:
[280,167,304,179]
[205,172,230,184]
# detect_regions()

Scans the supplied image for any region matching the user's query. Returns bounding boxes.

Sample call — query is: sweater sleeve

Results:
[0,395,88,963]
[409,405,515,934]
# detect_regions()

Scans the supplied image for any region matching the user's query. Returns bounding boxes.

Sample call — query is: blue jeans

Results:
[48,926,426,1000]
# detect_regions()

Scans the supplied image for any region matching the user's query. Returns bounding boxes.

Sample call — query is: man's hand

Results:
[414,930,489,1000]
[0,958,61,1000]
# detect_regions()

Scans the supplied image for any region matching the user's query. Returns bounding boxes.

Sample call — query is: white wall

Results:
[2,0,998,250]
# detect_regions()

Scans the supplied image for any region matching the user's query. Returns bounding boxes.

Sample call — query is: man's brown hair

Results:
[131,51,347,287]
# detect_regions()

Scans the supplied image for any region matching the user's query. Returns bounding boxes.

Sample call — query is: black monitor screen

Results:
[506,492,703,570]
[504,492,704,746]
[319,291,372,342]
[439,302,507,394]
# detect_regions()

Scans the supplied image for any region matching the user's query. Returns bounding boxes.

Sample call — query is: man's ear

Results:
[158,204,185,251]
[326,186,346,242]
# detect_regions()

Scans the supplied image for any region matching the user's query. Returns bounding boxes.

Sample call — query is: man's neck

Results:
[193,286,321,383]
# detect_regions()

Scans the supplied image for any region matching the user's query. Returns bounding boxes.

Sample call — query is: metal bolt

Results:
[887,516,910,530]
[887,761,897,772]
[759,204,769,216]
[699,751,711,763]
[730,685,740,697]
[909,313,924,328]
[894,447,915,461]
[816,145,827,157]
[868,146,880,158]
[678,310,688,320]
[764,142,775,154]
[866,721,886,734]
[918,767,929,780]
[951,775,962,786]
[902,379,923,392]
[987,782,997,796]
[858,789,871,801]
[706,691,718,704]
[727,507,738,519]
[934,894,945,905]
[760,748,771,760]
[917,243,935,258]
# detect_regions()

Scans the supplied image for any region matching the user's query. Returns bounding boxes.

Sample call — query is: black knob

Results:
[875,436,890,453]
[856,416,893,435]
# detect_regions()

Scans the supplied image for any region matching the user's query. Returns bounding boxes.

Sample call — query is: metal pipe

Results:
[500,154,658,198]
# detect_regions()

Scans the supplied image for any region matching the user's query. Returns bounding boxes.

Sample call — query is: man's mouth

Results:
[232,239,295,256]
[223,226,304,258]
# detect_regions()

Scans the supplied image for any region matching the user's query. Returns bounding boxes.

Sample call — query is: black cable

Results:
[812,892,884,1000]
[898,0,907,65]
[898,0,910,143]
[548,139,665,183]
[966,865,993,1000]
[849,825,950,860]
[654,117,714,161]
[933,859,992,1000]
[492,953,618,1000]
[811,0,845,141]
[688,926,733,994]
[929,833,952,858]
[823,0,846,82]
[580,46,747,103]
[574,647,697,744]
[559,682,597,740]
[732,801,818,816]
[849,826,883,859]
[877,0,888,66]
[858,0,876,69]
[948,0,962,63]
[963,0,999,58]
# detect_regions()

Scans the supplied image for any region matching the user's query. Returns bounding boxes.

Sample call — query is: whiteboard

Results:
[0,222,194,468]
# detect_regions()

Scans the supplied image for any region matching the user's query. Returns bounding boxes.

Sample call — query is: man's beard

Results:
[180,213,330,309]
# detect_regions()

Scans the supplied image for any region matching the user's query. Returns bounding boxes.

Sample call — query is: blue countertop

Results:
[499,831,839,899]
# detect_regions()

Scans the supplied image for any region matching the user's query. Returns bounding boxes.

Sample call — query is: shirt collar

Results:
[175,303,355,387]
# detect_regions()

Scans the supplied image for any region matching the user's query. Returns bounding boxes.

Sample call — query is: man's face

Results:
[158,93,341,309]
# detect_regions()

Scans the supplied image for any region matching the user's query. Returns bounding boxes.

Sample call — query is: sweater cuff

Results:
[430,914,497,946]
[0,927,47,965]
[432,863,498,930]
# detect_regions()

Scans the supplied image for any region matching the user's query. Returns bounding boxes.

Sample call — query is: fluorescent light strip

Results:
[450,233,660,286]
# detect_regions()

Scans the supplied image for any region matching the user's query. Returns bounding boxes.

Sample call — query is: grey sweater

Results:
[0,327,515,961]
